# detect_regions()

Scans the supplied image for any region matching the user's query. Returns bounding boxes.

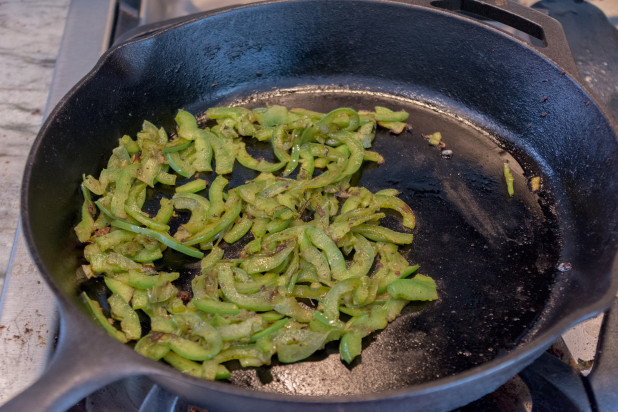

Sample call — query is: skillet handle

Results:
[0,300,156,412]
[411,0,580,78]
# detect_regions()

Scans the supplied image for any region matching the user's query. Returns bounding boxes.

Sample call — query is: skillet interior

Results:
[22,0,618,405]
[81,87,558,394]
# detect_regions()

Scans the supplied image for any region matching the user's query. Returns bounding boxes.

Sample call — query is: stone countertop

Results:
[0,0,70,285]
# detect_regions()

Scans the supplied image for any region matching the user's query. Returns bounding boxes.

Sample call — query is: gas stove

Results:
[1,0,616,411]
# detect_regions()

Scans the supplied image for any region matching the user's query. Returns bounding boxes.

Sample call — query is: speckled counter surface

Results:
[0,0,70,282]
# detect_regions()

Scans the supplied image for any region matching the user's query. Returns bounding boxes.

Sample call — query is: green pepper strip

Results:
[200,246,224,274]
[166,323,222,361]
[306,227,346,277]
[274,296,314,322]
[172,192,210,234]
[240,242,295,274]
[191,133,213,172]
[164,151,194,178]
[81,292,127,343]
[110,162,139,219]
[250,318,288,342]
[387,274,438,301]
[223,215,253,243]
[274,328,329,363]
[282,133,301,176]
[216,317,262,342]
[316,108,360,133]
[110,219,204,259]
[234,271,278,293]
[207,175,228,220]
[339,331,362,364]
[104,276,134,302]
[336,235,376,281]
[259,179,298,198]
[163,352,202,377]
[193,298,241,315]
[292,284,329,299]
[75,184,95,242]
[121,134,140,154]
[108,293,141,340]
[153,197,174,224]
[298,145,314,179]
[330,132,365,177]
[271,125,290,163]
[504,162,514,196]
[374,194,416,229]
[136,156,161,188]
[175,109,203,140]
[351,224,414,245]
[134,333,170,360]
[320,277,360,322]
[207,106,252,121]
[205,129,235,175]
[127,270,179,289]
[162,138,192,153]
[299,157,348,190]
[299,234,331,284]
[374,106,409,122]
[156,170,177,185]
[354,306,389,330]
[217,264,274,311]
[236,142,285,173]
[330,212,386,242]
[363,150,384,164]
[183,191,241,246]
[125,182,170,232]
[176,179,207,194]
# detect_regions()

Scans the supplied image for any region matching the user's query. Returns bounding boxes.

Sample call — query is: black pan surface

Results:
[16,0,618,410]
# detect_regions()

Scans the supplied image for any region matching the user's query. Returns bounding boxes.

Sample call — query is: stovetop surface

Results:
[1,0,616,411]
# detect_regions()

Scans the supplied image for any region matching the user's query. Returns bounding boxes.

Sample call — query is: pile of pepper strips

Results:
[75,105,438,380]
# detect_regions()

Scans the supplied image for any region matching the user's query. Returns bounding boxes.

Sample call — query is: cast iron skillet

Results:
[6,0,618,411]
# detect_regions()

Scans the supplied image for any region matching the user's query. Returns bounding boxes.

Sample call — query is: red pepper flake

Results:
[542,96,548,102]
[298,199,310,216]
[150,331,165,341]
[94,227,111,236]
[541,113,547,118]
[177,290,191,303]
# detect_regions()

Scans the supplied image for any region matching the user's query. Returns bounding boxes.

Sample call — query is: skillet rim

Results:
[20,0,618,404]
